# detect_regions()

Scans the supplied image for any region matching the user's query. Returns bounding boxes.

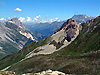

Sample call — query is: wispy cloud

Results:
[0,18,6,21]
[14,8,22,11]
[19,15,41,23]
[0,15,61,24]
[19,15,61,23]
[39,18,61,23]
[19,17,26,22]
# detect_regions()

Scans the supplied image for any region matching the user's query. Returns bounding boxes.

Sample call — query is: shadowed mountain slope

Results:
[0,18,37,59]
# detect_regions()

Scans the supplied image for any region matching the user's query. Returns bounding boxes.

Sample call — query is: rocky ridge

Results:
[0,18,37,59]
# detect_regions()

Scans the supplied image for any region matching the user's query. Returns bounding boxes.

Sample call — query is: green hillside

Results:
[0,36,50,70]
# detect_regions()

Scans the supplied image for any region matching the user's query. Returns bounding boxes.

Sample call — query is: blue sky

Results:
[0,0,100,23]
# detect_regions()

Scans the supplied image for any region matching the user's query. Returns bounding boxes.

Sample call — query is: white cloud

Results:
[0,18,6,21]
[34,18,38,22]
[39,20,48,23]
[14,8,22,11]
[18,15,60,24]
[26,15,41,23]
[18,17,33,22]
[36,15,40,19]
[33,15,41,22]
[19,17,26,22]
[27,17,33,22]
[39,18,61,23]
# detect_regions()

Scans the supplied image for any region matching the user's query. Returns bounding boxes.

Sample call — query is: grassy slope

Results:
[0,53,7,60]
[8,52,100,74]
[0,36,51,70]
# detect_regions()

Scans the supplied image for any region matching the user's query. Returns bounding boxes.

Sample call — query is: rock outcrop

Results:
[25,18,81,59]
[0,70,66,75]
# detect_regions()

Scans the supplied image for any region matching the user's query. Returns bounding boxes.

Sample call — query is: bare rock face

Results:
[11,18,27,31]
[52,18,81,43]
[0,71,15,75]
[25,19,81,59]
[0,18,37,59]
[60,18,76,30]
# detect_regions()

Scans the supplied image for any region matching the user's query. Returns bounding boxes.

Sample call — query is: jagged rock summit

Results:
[10,18,27,30]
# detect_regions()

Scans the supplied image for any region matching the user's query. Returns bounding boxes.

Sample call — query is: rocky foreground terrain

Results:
[0,70,67,75]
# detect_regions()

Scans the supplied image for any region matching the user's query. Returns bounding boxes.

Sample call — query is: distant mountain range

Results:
[25,15,94,39]
[72,15,94,23]
[25,21,64,38]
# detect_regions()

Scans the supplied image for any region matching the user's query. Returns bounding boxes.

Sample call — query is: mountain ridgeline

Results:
[72,15,94,23]
[0,18,37,59]
[25,15,94,40]
[0,16,100,74]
